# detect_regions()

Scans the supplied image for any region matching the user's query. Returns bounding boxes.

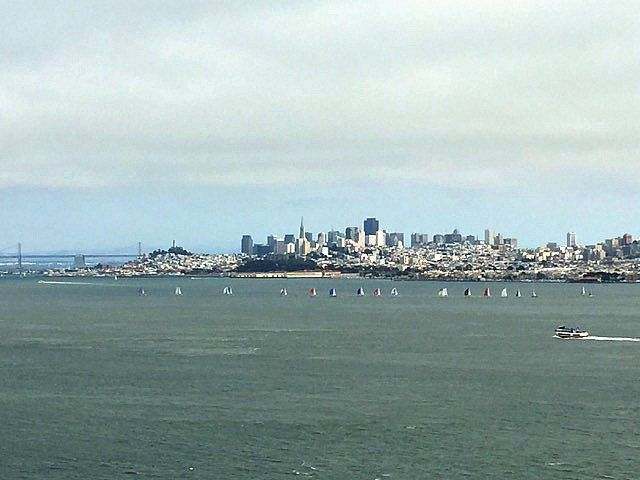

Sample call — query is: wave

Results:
[585,336,640,342]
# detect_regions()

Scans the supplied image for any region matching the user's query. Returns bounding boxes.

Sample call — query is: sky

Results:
[1,0,639,253]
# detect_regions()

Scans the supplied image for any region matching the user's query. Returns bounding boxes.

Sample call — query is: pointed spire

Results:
[299,216,305,239]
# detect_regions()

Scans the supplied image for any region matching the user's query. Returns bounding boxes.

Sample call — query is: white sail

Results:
[356,287,365,296]
[175,287,182,296]
[223,286,233,295]
[390,287,398,296]
[515,289,522,297]
[531,290,537,298]
[500,288,507,297]
[442,287,448,297]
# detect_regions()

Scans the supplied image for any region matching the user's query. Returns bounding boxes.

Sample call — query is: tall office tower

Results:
[566,232,576,247]
[241,235,254,255]
[433,234,444,244]
[317,232,326,246]
[386,232,405,247]
[266,234,278,253]
[299,217,305,239]
[444,229,463,244]
[484,229,495,245]
[327,230,340,244]
[345,226,359,240]
[411,233,429,247]
[284,234,295,245]
[364,217,379,236]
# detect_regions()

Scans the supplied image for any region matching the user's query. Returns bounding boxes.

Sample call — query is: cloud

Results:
[1,0,639,191]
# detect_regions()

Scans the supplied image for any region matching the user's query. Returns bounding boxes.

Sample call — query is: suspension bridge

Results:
[0,243,143,271]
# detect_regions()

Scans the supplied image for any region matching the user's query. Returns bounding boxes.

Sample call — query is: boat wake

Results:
[37,280,99,285]
[585,336,640,342]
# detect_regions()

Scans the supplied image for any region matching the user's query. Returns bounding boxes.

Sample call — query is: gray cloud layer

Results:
[1,0,639,190]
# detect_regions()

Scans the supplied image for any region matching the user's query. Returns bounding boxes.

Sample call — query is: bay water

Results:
[1,277,639,479]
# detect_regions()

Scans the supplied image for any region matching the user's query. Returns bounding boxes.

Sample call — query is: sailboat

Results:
[531,289,537,298]
[500,288,508,297]
[581,286,586,296]
[280,288,288,296]
[356,287,365,296]
[137,287,146,296]
[437,287,448,297]
[515,289,522,297]
[329,288,337,297]
[309,287,317,297]
[175,286,182,296]
[390,287,399,296]
[588,290,594,297]
[373,287,381,297]
[223,286,233,295]
[483,287,491,297]
[464,287,471,297]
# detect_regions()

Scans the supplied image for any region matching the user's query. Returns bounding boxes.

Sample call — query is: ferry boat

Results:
[554,326,589,339]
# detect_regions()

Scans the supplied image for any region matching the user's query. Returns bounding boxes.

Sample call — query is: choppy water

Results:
[1,277,639,479]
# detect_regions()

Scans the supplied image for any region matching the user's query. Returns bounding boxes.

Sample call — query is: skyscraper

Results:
[241,235,254,255]
[267,234,279,253]
[567,232,576,247]
[386,232,405,247]
[484,229,495,246]
[345,226,359,240]
[364,217,379,236]
[411,233,429,247]
[327,230,340,244]
[299,217,305,239]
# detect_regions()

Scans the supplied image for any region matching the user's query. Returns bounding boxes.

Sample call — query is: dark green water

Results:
[1,277,639,479]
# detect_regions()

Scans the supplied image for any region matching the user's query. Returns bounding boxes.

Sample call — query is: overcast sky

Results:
[1,0,639,253]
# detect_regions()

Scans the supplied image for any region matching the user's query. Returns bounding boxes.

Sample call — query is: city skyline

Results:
[2,2,639,251]
[1,210,638,255]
